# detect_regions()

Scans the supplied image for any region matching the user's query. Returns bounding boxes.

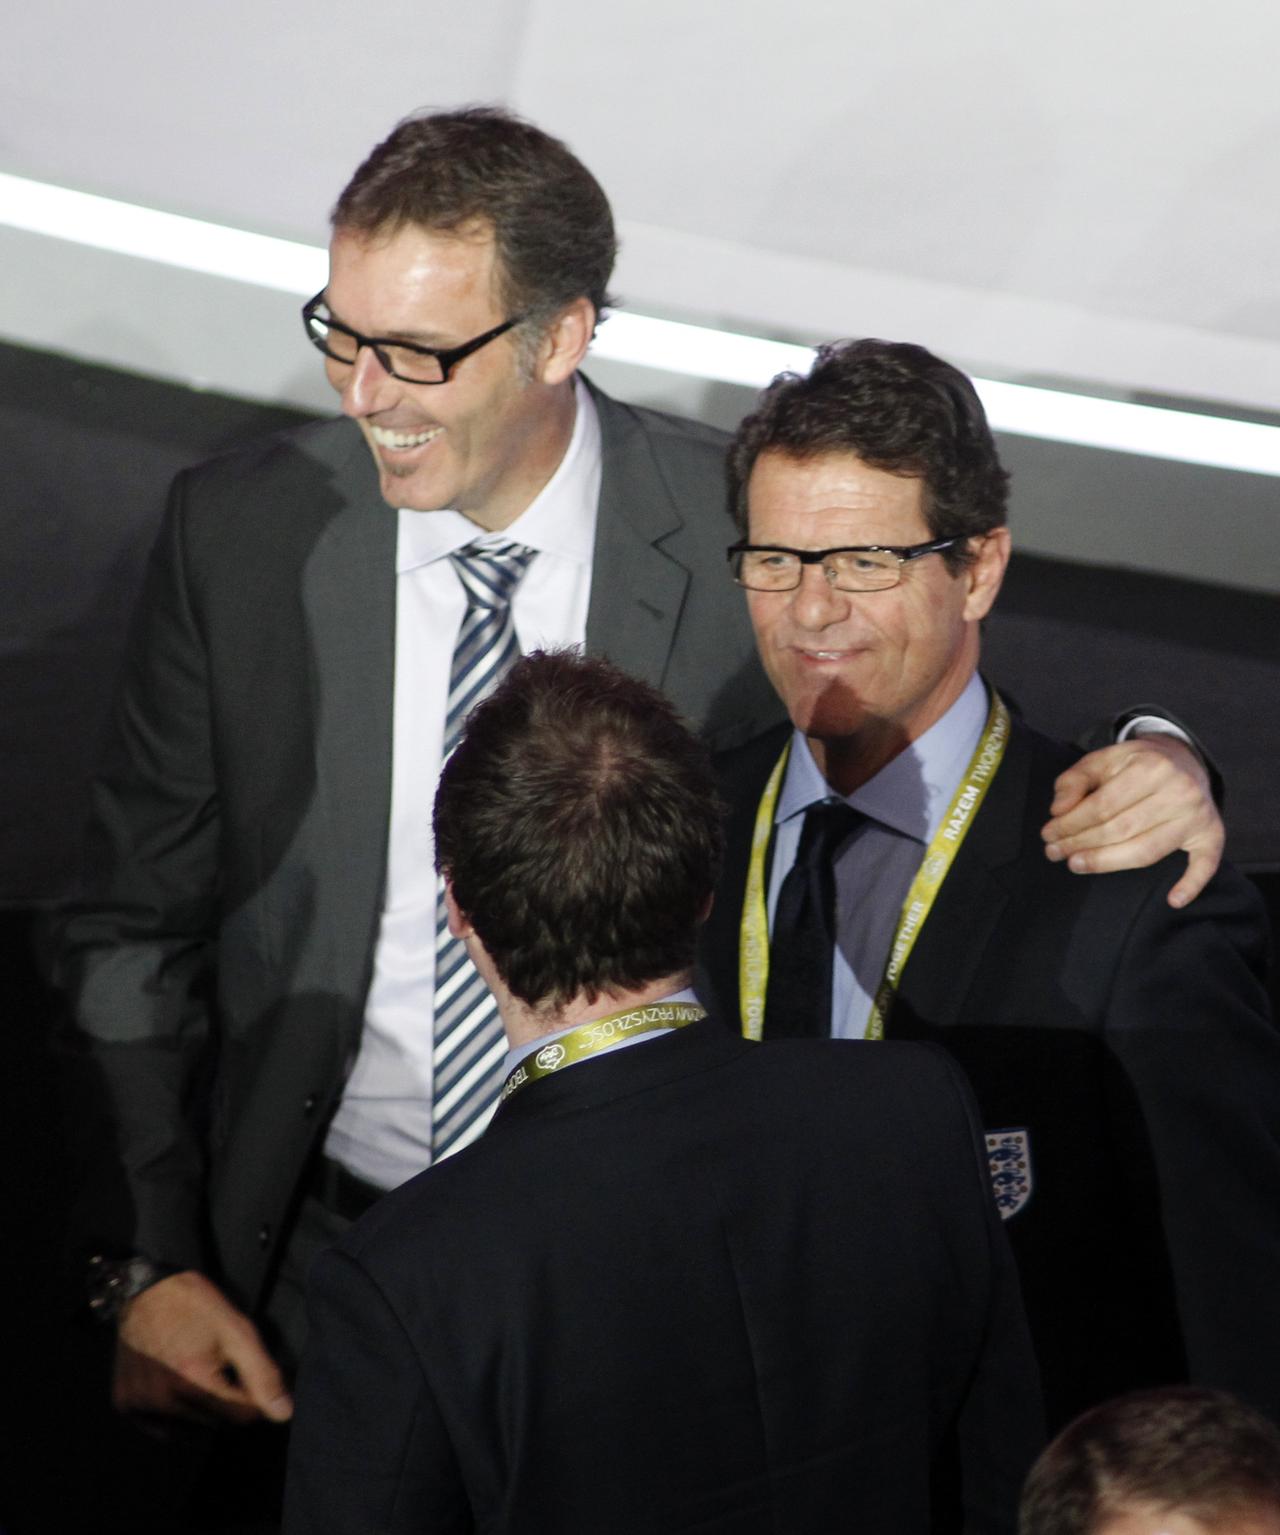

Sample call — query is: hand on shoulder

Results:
[1040,736,1224,908]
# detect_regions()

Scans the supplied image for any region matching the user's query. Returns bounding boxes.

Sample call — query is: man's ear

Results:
[443,881,474,941]
[962,527,1012,623]
[533,296,595,386]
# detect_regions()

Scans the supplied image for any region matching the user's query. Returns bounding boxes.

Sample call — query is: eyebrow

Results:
[321,294,457,349]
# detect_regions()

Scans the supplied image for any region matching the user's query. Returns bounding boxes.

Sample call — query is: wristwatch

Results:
[86,1253,181,1324]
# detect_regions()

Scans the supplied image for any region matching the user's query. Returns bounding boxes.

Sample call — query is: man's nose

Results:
[789,562,852,629]
[335,346,396,418]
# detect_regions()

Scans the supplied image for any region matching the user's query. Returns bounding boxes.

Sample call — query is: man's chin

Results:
[374,465,451,514]
[783,692,871,745]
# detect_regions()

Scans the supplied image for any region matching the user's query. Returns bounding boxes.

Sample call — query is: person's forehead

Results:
[326,220,504,329]
[747,449,928,534]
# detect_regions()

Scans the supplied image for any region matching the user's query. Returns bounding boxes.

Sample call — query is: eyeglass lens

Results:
[735,548,904,592]
[306,313,449,384]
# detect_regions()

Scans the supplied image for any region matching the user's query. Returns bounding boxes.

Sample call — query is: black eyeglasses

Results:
[727,538,960,592]
[301,292,525,384]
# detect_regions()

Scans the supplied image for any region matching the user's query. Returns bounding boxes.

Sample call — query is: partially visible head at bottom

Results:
[1020,1388,1280,1535]
[433,650,723,1010]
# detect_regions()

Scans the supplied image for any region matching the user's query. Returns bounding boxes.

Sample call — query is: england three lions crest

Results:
[984,1128,1033,1220]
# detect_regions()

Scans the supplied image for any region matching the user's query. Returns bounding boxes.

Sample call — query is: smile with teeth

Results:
[368,424,443,451]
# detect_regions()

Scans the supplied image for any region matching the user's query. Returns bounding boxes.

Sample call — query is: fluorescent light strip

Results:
[0,171,328,294]
[975,379,1280,479]
[3,171,1279,477]
[592,311,814,387]
[593,312,1280,478]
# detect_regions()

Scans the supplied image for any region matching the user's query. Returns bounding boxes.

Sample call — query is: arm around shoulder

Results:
[1041,726,1224,907]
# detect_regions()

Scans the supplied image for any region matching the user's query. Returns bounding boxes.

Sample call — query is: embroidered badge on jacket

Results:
[985,1128,1033,1219]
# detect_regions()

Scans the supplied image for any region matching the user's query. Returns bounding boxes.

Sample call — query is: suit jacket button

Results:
[303,1094,318,1116]
[258,1223,271,1250]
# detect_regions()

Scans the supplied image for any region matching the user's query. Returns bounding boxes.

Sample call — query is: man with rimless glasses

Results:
[698,338,1280,1434]
[57,107,1222,1480]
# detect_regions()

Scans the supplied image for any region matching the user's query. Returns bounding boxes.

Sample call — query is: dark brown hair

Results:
[1019,1387,1280,1535]
[729,338,1009,571]
[333,106,617,331]
[434,650,723,1008]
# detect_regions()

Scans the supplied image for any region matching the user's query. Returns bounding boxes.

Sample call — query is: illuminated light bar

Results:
[594,313,1280,478]
[592,310,813,387]
[0,171,327,294]
[2,172,1279,477]
[974,378,1280,479]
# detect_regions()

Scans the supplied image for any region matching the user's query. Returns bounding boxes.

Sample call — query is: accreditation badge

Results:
[984,1128,1033,1220]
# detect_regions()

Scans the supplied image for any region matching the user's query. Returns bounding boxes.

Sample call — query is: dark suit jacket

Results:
[283,1019,1043,1535]
[55,382,783,1312]
[699,706,1280,1431]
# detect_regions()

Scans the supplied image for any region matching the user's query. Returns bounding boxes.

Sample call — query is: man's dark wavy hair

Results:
[434,650,723,1008]
[332,106,617,333]
[728,337,1009,571]
[1019,1387,1280,1535]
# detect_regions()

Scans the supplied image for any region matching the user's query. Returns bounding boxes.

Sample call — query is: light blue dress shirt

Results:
[766,673,989,1038]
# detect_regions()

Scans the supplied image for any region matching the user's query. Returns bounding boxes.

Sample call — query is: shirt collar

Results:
[777,671,989,844]
[396,376,601,573]
[500,986,700,1082]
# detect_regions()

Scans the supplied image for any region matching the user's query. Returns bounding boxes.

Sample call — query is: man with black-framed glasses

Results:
[698,336,1280,1436]
[55,107,1225,1519]
[54,108,781,1497]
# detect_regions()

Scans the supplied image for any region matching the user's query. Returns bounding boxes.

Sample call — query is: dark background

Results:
[2,338,1277,1528]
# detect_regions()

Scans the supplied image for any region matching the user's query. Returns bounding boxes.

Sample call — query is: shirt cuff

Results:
[1115,714,1194,749]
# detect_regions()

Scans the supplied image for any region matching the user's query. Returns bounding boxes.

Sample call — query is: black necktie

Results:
[763,801,863,1039]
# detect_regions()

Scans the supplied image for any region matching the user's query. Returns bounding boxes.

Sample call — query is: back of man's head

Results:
[728,336,1009,571]
[433,650,723,1009]
[331,106,617,333]
[1020,1388,1280,1535]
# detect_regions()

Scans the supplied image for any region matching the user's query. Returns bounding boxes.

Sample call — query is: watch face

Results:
[86,1254,161,1321]
[86,1254,124,1318]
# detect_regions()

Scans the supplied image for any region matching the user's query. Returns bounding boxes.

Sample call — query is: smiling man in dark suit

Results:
[698,338,1280,1431]
[56,110,776,1436]
[284,648,1044,1535]
[56,106,1223,1458]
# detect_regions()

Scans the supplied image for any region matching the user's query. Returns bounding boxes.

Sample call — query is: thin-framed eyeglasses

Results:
[301,292,526,384]
[726,537,961,592]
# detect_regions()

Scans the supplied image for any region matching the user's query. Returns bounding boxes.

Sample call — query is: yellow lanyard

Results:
[499,1001,707,1102]
[737,690,1010,1041]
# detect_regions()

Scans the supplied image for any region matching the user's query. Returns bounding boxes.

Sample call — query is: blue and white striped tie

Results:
[431,540,536,1162]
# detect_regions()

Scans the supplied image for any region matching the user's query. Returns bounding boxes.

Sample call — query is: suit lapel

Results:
[698,724,793,1028]
[583,384,690,691]
[300,443,398,1006]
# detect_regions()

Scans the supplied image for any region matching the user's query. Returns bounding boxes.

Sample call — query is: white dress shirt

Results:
[324,379,602,1189]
